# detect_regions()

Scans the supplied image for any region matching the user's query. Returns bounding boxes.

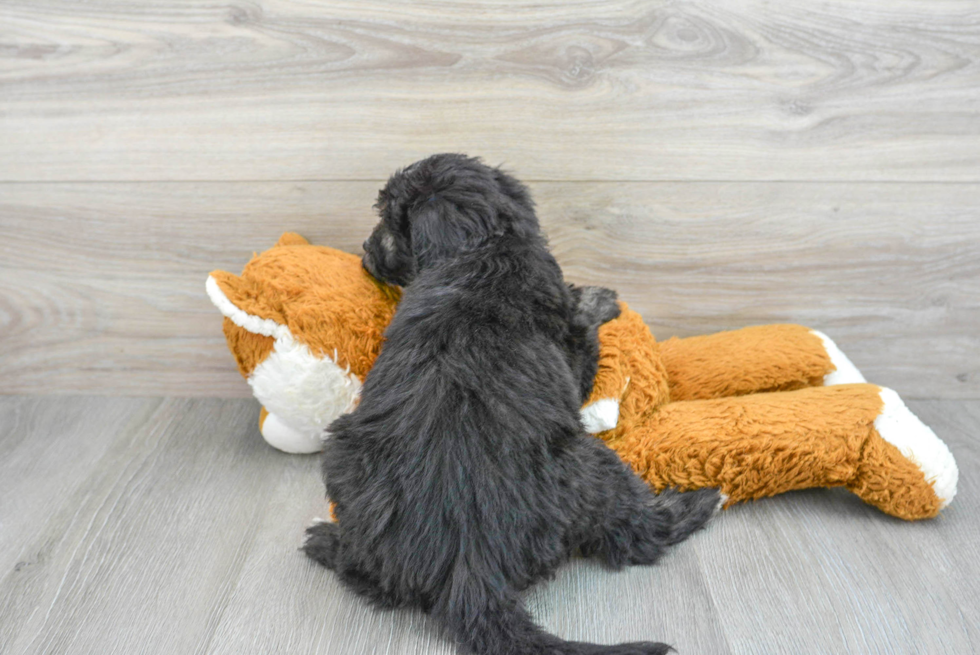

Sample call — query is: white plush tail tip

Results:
[811,330,866,385]
[874,388,958,508]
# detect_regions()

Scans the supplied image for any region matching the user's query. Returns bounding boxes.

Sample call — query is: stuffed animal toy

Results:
[207,233,958,521]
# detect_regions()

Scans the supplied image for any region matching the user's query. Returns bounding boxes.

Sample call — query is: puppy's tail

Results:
[434,562,672,655]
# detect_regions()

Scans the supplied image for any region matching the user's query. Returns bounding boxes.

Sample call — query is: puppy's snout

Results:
[361,239,375,269]
[361,251,376,277]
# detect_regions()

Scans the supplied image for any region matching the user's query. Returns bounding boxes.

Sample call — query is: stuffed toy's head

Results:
[206,233,401,452]
[207,232,632,452]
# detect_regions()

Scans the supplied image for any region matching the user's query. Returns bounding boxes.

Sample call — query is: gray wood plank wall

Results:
[2,1,978,399]
[1,181,978,397]
[2,1,979,182]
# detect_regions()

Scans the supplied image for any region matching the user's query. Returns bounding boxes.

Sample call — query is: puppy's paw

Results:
[655,487,722,545]
[575,285,621,325]
[302,520,341,569]
[715,491,729,515]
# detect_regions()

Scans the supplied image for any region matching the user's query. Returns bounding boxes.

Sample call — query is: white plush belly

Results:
[248,332,362,437]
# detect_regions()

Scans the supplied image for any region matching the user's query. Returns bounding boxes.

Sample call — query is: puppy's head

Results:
[362,153,538,286]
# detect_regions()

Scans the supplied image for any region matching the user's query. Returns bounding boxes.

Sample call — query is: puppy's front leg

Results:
[572,285,621,327]
[567,285,621,403]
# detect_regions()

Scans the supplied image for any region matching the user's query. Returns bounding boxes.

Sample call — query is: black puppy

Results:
[304,154,720,655]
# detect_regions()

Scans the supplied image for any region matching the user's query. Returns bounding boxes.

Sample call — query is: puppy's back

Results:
[322,236,671,655]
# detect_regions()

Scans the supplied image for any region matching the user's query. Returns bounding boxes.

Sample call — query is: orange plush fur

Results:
[209,233,957,520]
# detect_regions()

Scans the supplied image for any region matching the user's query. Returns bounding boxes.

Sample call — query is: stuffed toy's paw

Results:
[849,387,958,517]
[258,407,325,454]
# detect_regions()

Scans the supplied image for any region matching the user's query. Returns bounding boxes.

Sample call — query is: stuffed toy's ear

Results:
[275,232,310,247]
[206,270,287,337]
[222,317,275,378]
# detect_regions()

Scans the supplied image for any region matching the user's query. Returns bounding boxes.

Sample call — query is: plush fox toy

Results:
[207,233,958,520]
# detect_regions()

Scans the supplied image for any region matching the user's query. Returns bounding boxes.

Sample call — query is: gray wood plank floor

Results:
[0,396,975,655]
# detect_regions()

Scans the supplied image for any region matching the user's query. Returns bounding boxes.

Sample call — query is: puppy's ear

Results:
[493,168,539,239]
[409,197,497,269]
[493,168,534,211]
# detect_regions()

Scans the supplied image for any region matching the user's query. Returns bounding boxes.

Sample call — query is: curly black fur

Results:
[305,154,720,655]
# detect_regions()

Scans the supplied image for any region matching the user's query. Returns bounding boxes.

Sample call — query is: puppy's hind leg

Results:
[578,442,721,569]
[303,519,341,569]
[302,520,405,609]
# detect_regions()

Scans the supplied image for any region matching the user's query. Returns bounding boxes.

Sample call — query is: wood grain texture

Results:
[0,396,162,580]
[693,398,980,655]
[0,397,289,655]
[2,181,977,398]
[0,396,976,654]
[1,0,979,182]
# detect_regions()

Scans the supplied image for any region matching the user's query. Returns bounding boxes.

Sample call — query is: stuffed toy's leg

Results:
[658,324,866,401]
[606,384,957,520]
[258,407,325,454]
